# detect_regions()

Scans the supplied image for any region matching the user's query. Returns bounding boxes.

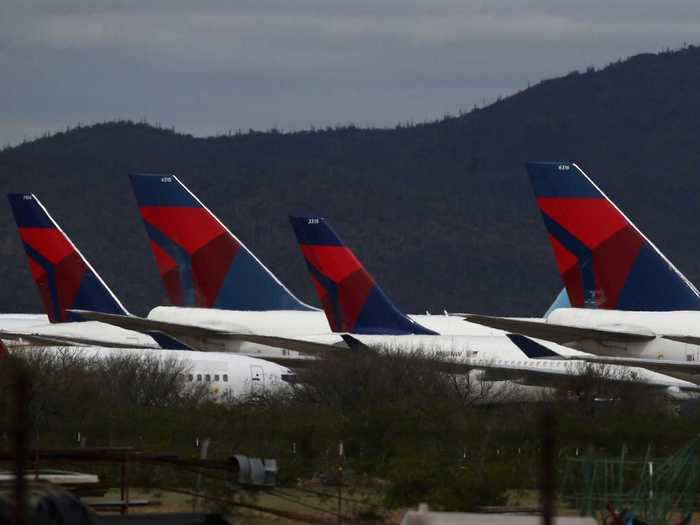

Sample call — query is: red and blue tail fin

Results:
[129,174,315,311]
[8,194,129,323]
[289,215,437,335]
[528,162,700,311]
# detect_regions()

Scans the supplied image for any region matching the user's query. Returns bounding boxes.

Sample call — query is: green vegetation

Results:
[1,348,699,515]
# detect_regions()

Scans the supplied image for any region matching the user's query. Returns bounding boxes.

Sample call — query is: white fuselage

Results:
[10,346,295,399]
[547,308,700,361]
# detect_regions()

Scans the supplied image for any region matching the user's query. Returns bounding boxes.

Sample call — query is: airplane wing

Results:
[250,355,321,367]
[70,310,345,356]
[224,334,345,356]
[463,314,656,344]
[436,334,699,393]
[421,356,696,392]
[573,355,700,377]
[342,333,699,392]
[664,335,700,346]
[71,310,232,340]
[0,330,155,349]
[66,310,700,393]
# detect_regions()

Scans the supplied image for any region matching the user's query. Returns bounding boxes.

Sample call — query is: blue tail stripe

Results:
[71,273,129,318]
[129,174,201,207]
[354,288,437,335]
[142,221,196,306]
[8,194,55,227]
[304,260,344,327]
[527,162,601,198]
[21,240,61,321]
[541,213,597,302]
[619,246,700,311]
[215,249,313,311]
[289,216,344,246]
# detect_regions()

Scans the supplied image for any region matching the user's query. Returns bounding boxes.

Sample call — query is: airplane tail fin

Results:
[129,174,315,311]
[289,215,436,335]
[7,194,129,323]
[544,288,570,316]
[527,162,700,311]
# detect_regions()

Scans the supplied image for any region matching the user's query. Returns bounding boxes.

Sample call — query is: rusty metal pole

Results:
[13,362,30,525]
[540,410,557,525]
[120,459,126,516]
[194,438,210,512]
[124,454,129,515]
[337,441,344,525]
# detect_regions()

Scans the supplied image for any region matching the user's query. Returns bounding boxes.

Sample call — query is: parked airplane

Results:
[9,345,296,399]
[464,162,700,361]
[4,193,185,349]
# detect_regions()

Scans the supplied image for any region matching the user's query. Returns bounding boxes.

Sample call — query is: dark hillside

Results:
[2,46,700,316]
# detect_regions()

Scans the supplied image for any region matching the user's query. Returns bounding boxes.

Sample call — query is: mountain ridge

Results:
[2,46,700,316]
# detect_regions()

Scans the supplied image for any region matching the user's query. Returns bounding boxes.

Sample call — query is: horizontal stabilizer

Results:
[464,314,656,344]
[341,334,372,351]
[506,334,561,358]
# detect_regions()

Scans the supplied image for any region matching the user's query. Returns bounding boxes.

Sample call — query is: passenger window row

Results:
[187,374,229,383]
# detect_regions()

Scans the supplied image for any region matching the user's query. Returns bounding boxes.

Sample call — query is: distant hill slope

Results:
[3,46,700,317]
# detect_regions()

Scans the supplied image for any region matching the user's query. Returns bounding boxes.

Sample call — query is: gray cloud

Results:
[2,0,699,145]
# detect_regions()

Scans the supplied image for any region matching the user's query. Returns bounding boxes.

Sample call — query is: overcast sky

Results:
[1,1,699,147]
